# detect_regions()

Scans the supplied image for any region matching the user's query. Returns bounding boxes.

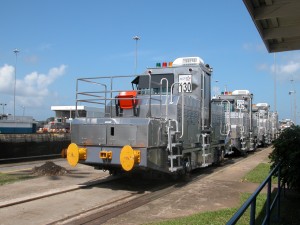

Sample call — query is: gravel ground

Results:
[32,161,69,176]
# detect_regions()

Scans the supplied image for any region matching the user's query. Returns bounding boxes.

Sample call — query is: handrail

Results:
[220,100,231,136]
[226,163,282,225]
[147,71,152,117]
[201,71,205,130]
[76,78,107,117]
[160,78,169,120]
[75,74,164,118]
[170,82,184,138]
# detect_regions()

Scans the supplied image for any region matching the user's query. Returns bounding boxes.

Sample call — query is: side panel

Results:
[106,125,137,146]
[71,123,107,145]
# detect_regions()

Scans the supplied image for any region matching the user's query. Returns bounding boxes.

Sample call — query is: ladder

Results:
[167,120,183,172]
[201,133,211,167]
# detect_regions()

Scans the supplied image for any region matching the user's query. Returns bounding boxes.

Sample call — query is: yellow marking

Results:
[100,151,113,159]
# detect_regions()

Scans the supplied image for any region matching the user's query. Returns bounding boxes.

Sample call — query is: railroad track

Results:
[0,174,116,209]
[1,148,268,225]
[0,157,63,168]
[0,158,66,175]
[52,181,177,225]
[48,151,253,225]
[0,154,62,165]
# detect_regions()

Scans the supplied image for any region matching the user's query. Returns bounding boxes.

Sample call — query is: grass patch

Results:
[148,208,237,225]
[147,193,267,225]
[0,173,34,185]
[242,163,277,184]
[148,163,282,225]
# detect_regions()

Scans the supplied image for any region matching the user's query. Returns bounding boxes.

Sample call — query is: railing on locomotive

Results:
[75,74,176,119]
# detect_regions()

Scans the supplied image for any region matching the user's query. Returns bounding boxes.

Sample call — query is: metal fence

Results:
[226,163,283,225]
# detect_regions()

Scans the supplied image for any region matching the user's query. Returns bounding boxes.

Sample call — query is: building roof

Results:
[51,105,103,112]
[243,0,300,53]
[51,106,85,111]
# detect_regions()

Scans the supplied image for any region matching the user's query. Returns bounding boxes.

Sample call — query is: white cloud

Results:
[0,64,15,93]
[0,64,67,107]
[257,53,300,82]
[274,61,300,75]
[269,60,300,82]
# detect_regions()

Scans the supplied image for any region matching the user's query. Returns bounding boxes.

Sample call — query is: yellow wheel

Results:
[67,143,80,167]
[120,145,140,171]
[67,143,87,167]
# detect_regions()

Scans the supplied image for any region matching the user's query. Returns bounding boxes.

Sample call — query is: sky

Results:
[1,0,300,123]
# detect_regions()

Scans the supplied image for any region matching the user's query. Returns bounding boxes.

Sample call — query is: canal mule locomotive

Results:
[66,56,225,175]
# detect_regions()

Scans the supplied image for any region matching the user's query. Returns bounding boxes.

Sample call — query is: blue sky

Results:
[0,0,300,122]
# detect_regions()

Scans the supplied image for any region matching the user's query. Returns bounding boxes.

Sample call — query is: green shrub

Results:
[269,125,300,190]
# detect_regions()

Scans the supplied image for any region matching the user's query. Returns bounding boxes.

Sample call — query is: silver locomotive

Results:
[66,57,225,175]
[269,111,279,142]
[252,103,269,147]
[211,90,255,155]
[252,103,279,147]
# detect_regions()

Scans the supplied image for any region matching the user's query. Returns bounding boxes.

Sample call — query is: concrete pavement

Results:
[0,147,273,225]
[104,147,273,225]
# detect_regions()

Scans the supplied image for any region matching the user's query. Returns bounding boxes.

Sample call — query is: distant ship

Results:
[0,114,70,160]
[0,114,36,134]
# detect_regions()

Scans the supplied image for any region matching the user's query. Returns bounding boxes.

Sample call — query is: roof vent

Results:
[232,90,251,95]
[172,57,204,66]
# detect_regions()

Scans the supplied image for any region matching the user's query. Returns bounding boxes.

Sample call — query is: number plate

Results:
[179,74,192,93]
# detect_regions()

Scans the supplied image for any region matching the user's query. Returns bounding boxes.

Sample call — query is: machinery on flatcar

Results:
[66,57,225,175]
[211,90,255,155]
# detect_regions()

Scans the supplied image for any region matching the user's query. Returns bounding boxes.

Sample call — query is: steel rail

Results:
[0,174,116,209]
[49,149,254,225]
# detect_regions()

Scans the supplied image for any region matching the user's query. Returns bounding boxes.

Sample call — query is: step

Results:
[168,155,183,159]
[202,144,210,148]
[171,143,182,147]
[168,166,183,172]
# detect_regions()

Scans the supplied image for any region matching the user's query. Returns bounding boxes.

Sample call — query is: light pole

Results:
[13,49,20,120]
[0,103,7,115]
[133,35,140,75]
[289,90,294,120]
[213,80,219,97]
[293,91,297,125]
[290,79,297,124]
[273,53,277,112]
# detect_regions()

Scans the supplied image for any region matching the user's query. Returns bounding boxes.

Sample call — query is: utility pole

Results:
[274,53,277,112]
[13,49,20,120]
[133,35,140,75]
[289,79,297,124]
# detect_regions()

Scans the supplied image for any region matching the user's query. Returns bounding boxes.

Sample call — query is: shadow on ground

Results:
[276,189,300,225]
